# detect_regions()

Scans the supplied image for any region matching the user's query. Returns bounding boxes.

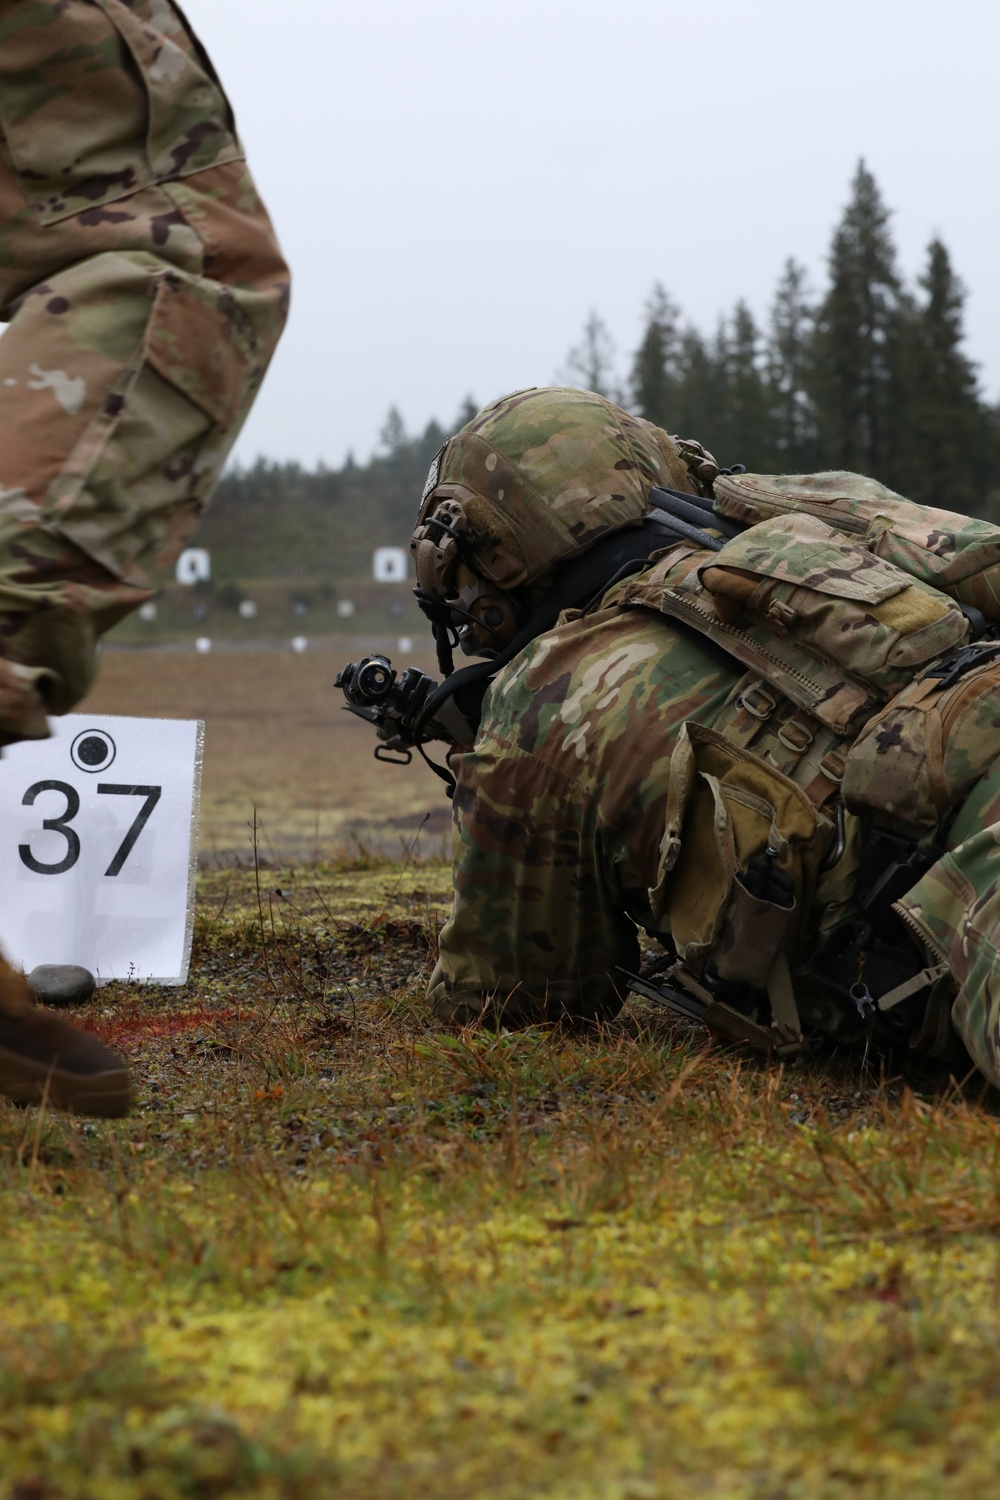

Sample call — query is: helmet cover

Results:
[412,386,702,590]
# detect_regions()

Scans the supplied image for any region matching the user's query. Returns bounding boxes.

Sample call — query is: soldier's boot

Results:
[426,959,490,1027]
[0,956,131,1118]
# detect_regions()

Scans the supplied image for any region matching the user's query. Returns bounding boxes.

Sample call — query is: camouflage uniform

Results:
[430,606,740,1025]
[422,394,1000,1092]
[428,600,1000,1087]
[0,0,289,742]
[0,2,286,1118]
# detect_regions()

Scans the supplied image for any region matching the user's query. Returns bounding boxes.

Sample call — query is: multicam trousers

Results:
[0,0,289,741]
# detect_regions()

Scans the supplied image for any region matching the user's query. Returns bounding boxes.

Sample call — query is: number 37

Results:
[19,782,162,877]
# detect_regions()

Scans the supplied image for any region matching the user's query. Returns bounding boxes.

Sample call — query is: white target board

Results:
[176,548,211,584]
[0,715,203,985]
[373,547,408,582]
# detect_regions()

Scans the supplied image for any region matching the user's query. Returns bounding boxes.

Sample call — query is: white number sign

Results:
[0,714,203,984]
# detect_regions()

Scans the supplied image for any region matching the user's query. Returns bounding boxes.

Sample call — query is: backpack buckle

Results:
[777,718,814,753]
[920,642,1000,694]
[738,683,777,721]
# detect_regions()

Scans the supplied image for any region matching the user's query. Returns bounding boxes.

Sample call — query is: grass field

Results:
[1,649,998,1498]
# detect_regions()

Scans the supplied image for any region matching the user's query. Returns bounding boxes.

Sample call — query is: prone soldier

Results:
[342,385,1000,1091]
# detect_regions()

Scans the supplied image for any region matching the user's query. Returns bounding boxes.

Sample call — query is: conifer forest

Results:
[207,159,999,596]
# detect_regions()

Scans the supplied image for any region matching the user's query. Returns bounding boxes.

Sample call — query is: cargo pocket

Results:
[43,261,255,587]
[144,272,251,432]
[0,1,150,223]
[699,513,968,695]
[649,721,831,971]
[0,0,241,227]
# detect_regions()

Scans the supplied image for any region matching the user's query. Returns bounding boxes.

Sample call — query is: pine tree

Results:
[418,418,447,466]
[766,259,818,472]
[455,394,479,428]
[630,283,682,428]
[811,162,903,480]
[563,310,621,401]
[378,405,409,454]
[720,300,769,469]
[672,325,727,455]
[895,239,989,510]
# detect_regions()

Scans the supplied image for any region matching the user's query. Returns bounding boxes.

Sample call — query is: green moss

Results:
[0,857,996,1497]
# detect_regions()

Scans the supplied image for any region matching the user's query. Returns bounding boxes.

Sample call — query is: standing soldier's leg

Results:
[0,0,289,736]
[0,0,290,1114]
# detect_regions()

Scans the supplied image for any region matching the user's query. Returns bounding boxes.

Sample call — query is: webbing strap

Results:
[709,676,851,811]
[877,961,950,1012]
[766,951,802,1041]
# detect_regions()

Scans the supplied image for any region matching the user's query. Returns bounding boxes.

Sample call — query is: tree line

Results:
[567,161,998,516]
[211,158,999,582]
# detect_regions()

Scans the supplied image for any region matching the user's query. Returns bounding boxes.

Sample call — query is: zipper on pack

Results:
[891,899,949,965]
[643,586,876,721]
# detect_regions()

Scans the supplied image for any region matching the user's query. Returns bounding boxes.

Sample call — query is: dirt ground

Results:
[78,641,452,863]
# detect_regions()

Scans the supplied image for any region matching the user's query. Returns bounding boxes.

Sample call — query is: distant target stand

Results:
[372,547,407,582]
[176,548,211,585]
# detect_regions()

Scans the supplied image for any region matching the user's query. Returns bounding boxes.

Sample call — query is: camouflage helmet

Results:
[411,386,715,655]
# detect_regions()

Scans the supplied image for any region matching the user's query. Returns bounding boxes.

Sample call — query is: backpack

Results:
[608,472,1000,1055]
[712,470,1000,621]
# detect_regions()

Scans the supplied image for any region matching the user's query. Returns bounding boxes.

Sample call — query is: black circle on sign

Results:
[70,728,116,774]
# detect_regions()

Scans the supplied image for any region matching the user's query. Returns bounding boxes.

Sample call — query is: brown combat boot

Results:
[0,957,131,1118]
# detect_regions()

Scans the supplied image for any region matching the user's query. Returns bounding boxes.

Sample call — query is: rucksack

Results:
[607,471,1000,1056]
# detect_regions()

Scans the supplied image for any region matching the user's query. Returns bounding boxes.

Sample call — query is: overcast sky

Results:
[191,0,1000,471]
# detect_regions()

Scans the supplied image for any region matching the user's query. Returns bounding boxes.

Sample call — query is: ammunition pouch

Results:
[698,512,969,697]
[842,646,1000,840]
[647,722,835,1046]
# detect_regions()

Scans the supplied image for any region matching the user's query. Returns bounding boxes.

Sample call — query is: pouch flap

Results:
[144,273,250,431]
[713,471,910,531]
[699,513,908,604]
[649,721,830,962]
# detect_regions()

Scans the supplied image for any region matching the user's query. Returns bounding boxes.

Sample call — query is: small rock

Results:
[28,964,96,1008]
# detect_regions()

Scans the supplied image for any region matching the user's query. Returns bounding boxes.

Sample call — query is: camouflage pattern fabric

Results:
[842,656,1000,839]
[419,387,702,593]
[700,511,969,697]
[0,0,289,742]
[429,606,741,1026]
[428,589,1000,1093]
[713,470,1000,619]
[897,764,1000,1088]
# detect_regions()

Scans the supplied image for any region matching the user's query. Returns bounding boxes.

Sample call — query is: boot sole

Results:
[0,1044,131,1118]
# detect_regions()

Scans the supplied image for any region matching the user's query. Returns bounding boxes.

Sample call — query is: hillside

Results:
[108,422,447,646]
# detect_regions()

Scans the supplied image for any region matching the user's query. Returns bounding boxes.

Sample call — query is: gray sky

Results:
[192,0,1000,470]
